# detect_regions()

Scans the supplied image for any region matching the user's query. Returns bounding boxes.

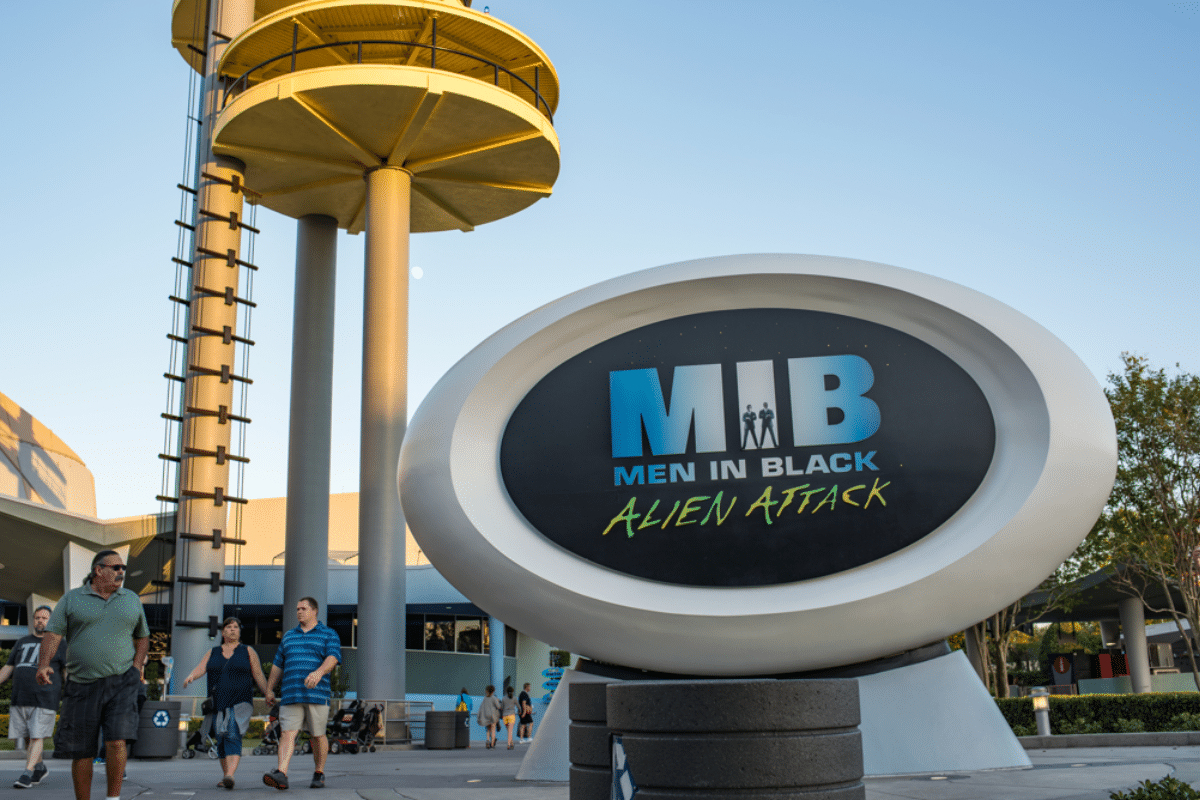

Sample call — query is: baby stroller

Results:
[252,702,283,756]
[181,699,219,760]
[355,703,383,754]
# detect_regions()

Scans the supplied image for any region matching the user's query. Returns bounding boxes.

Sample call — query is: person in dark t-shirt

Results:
[1,605,66,788]
[517,682,534,743]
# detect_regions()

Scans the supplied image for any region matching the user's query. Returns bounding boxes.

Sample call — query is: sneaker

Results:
[263,769,289,790]
[310,772,325,789]
[13,772,34,789]
[31,763,48,784]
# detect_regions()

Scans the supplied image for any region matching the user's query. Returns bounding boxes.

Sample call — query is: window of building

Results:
[424,615,455,651]
[455,618,483,653]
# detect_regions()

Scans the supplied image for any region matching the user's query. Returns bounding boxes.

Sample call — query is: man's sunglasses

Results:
[102,564,127,572]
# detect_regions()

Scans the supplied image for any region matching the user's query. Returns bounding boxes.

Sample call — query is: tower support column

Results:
[171,0,254,695]
[173,154,247,690]
[1119,596,1153,693]
[357,166,411,700]
[489,615,505,692]
[283,215,339,623]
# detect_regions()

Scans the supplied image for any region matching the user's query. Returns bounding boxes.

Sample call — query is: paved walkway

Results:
[3,743,1198,799]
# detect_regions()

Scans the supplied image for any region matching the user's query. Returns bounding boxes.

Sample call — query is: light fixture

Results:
[1030,687,1051,736]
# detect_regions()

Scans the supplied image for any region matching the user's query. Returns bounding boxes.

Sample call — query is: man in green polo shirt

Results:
[38,550,149,800]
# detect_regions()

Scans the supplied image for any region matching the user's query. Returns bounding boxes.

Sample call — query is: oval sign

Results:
[500,308,996,586]
[399,255,1116,675]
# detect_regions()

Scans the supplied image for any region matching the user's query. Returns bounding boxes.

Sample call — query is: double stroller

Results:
[328,700,383,754]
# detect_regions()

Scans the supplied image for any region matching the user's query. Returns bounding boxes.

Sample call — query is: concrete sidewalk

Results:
[3,743,1197,799]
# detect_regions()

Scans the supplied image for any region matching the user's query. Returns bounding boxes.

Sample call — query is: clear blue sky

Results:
[1,1,1195,518]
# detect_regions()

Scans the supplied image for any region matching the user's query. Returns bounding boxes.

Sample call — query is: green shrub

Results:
[1011,723,1036,737]
[1112,717,1147,733]
[1110,776,1200,799]
[997,693,1200,733]
[1166,712,1200,731]
[1058,716,1103,734]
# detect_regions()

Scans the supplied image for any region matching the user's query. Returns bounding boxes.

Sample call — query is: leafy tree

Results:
[1092,354,1200,690]
[963,556,1102,697]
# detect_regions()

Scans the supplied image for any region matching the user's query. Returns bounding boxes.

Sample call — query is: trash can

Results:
[425,711,457,750]
[454,710,470,748]
[130,701,181,759]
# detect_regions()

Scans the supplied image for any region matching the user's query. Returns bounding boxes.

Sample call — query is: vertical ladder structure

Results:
[160,0,260,684]
[168,0,561,699]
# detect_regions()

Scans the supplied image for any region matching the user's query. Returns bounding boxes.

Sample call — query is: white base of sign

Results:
[516,651,1029,781]
[858,649,1030,776]
[516,668,612,783]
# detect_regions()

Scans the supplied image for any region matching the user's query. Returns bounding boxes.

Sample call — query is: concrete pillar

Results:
[1099,620,1121,649]
[357,166,411,700]
[1119,596,1153,693]
[172,0,255,695]
[283,215,338,624]
[964,625,987,687]
[489,615,505,692]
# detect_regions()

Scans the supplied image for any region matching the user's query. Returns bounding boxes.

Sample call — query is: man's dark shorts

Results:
[54,667,141,759]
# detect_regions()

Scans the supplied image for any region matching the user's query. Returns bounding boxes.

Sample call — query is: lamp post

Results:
[1031,686,1051,736]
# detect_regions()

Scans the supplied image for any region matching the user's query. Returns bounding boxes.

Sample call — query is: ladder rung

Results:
[178,529,247,547]
[194,285,257,308]
[164,372,185,383]
[172,257,194,268]
[187,44,206,57]
[199,208,261,235]
[184,445,250,465]
[200,170,262,198]
[169,295,190,307]
[155,494,180,503]
[175,219,196,232]
[192,324,254,346]
[177,183,197,195]
[158,453,181,463]
[167,334,188,344]
[180,487,249,506]
[195,246,258,271]
[188,363,253,385]
[185,405,251,425]
[161,413,184,422]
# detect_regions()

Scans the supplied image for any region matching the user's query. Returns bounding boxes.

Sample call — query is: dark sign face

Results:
[499,308,995,587]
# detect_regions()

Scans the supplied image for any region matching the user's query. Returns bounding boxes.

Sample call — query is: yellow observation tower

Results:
[167,0,559,699]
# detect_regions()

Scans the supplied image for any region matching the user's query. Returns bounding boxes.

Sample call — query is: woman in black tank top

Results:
[182,618,270,789]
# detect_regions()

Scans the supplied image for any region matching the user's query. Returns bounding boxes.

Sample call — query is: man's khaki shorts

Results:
[279,703,330,736]
[9,707,56,740]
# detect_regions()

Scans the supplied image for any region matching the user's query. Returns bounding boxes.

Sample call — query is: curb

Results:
[1020,731,1200,748]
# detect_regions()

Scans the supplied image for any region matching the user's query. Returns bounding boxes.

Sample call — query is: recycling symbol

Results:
[152,710,171,728]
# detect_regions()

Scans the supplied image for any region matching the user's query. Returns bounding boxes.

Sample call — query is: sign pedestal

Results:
[521,649,1030,783]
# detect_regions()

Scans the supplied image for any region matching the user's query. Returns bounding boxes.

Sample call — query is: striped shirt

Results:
[273,622,341,705]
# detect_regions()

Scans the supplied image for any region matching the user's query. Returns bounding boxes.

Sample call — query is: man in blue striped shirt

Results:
[262,598,340,790]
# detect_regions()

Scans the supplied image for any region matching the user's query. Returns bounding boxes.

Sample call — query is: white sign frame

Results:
[399,254,1116,675]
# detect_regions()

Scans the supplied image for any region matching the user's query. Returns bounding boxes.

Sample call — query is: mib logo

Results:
[610,354,880,458]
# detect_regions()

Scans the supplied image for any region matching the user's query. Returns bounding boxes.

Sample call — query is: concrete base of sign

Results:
[857,649,1030,775]
[517,651,1029,780]
[517,669,612,782]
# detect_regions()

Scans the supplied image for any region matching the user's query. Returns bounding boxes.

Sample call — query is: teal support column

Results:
[489,615,505,692]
